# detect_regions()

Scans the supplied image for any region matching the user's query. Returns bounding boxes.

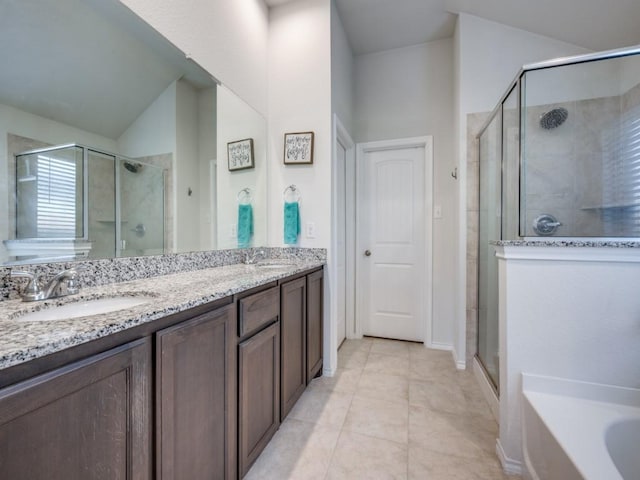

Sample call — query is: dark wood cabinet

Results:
[0,265,324,480]
[156,303,237,480]
[280,276,307,420]
[306,268,324,383]
[0,338,152,480]
[238,321,280,478]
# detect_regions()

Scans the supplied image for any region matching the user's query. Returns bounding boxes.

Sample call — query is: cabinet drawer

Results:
[239,286,280,338]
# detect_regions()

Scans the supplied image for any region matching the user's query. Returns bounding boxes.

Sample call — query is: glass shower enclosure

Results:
[14,144,165,262]
[476,46,640,392]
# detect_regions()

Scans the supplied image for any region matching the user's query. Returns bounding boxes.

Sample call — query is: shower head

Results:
[123,161,142,173]
[539,107,568,130]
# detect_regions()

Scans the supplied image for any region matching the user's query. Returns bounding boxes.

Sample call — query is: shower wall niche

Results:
[476,47,640,392]
[10,143,165,262]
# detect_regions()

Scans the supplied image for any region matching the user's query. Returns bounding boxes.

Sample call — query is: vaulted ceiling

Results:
[266,0,640,56]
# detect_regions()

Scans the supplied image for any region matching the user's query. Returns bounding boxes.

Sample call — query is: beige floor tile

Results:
[308,368,362,395]
[343,395,409,444]
[246,335,519,480]
[370,338,411,358]
[409,405,497,459]
[409,379,467,415]
[338,348,369,371]
[355,371,409,404]
[364,353,410,377]
[326,430,408,480]
[288,388,353,428]
[408,445,513,480]
[244,418,341,480]
[410,355,458,383]
[341,337,374,352]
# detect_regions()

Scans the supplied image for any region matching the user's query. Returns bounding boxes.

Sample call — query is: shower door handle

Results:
[364,250,371,257]
[533,214,562,236]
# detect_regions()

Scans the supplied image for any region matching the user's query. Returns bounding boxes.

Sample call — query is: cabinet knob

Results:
[364,250,371,257]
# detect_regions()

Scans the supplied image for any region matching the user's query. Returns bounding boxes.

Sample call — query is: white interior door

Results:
[357,138,431,342]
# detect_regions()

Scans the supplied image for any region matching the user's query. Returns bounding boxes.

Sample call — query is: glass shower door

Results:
[87,150,116,259]
[478,110,502,390]
[118,158,165,257]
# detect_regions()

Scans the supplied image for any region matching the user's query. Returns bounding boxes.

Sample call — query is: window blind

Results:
[602,103,640,235]
[36,154,78,237]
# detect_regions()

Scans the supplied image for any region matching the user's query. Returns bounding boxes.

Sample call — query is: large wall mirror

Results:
[0,0,267,265]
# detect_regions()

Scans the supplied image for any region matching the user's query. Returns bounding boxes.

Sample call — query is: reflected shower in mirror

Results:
[0,0,267,265]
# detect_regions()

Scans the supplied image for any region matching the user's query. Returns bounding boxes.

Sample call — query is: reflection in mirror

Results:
[0,0,267,265]
[216,86,268,250]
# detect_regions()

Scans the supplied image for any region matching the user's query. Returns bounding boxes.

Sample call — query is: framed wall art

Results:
[283,131,314,165]
[227,138,255,171]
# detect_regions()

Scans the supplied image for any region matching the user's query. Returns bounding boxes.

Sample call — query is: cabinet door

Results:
[280,276,307,420]
[0,338,152,480]
[238,321,280,478]
[156,303,237,480]
[307,269,324,383]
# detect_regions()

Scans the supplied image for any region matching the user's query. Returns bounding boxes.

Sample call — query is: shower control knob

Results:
[364,250,371,257]
[533,214,562,236]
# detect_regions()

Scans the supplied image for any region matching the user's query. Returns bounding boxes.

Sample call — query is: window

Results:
[35,153,79,237]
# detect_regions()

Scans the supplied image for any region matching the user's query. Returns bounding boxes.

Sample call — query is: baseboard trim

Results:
[472,357,499,422]
[428,341,452,351]
[322,365,336,377]
[450,346,466,370]
[496,439,523,476]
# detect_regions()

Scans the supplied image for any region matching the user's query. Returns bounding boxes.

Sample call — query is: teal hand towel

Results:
[284,201,300,244]
[237,204,253,248]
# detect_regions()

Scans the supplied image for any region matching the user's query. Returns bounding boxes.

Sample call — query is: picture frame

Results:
[227,138,255,171]
[283,131,314,165]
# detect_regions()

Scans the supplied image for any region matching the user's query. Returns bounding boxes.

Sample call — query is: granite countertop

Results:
[492,240,640,248]
[0,259,324,371]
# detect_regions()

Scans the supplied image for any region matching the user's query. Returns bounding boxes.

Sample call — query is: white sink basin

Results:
[17,296,154,322]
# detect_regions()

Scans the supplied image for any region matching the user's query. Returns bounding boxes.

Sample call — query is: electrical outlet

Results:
[434,205,442,219]
[230,224,237,238]
[306,222,316,239]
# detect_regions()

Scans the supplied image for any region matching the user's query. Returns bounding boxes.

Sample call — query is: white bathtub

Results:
[522,374,640,480]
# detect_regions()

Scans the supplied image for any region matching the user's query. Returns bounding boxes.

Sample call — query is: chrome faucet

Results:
[10,268,80,302]
[244,249,265,265]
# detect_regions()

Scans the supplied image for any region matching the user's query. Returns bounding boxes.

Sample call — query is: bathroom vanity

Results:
[0,258,324,479]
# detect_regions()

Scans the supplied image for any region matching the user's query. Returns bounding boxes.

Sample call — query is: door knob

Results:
[364,250,371,256]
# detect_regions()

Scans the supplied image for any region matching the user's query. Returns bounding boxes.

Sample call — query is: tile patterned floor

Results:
[245,337,519,480]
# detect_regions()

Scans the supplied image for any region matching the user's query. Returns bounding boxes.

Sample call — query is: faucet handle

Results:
[10,270,45,301]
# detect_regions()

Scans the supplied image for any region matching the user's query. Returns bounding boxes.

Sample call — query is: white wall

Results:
[267,0,332,249]
[217,86,268,250]
[330,0,354,134]
[175,80,201,252]
[352,39,456,347]
[118,81,176,158]
[454,13,591,367]
[121,0,269,117]
[197,87,217,249]
[496,246,640,472]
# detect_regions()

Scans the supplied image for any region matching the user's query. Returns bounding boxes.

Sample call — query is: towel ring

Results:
[237,187,252,204]
[283,184,301,202]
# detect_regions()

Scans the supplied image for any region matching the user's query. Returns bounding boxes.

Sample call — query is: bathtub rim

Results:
[521,373,640,480]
